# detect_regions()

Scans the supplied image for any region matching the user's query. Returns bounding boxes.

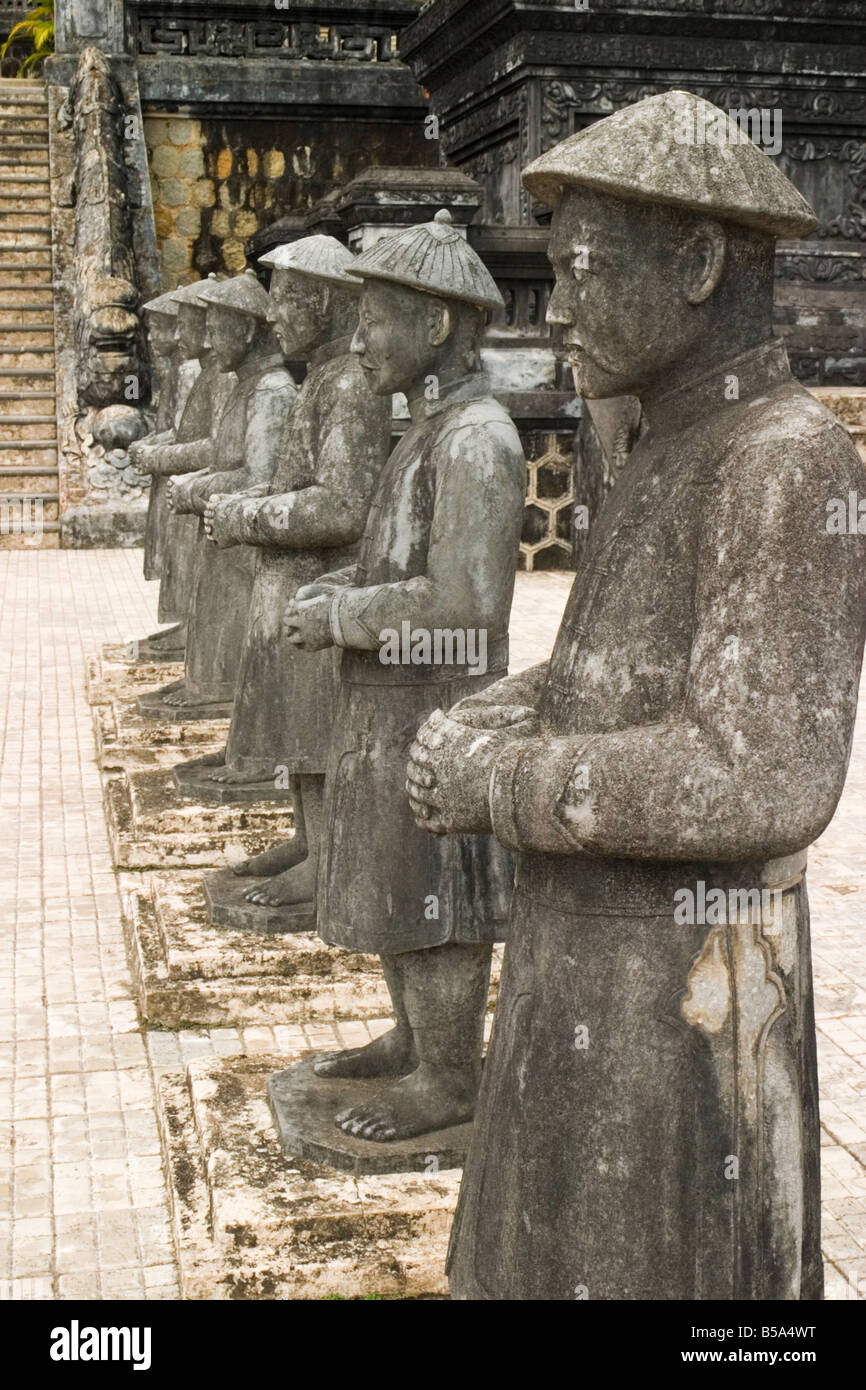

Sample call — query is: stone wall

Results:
[145,113,434,287]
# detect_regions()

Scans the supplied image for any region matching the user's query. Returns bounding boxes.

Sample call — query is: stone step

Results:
[0,273,54,290]
[0,174,49,185]
[0,419,56,441]
[0,389,54,401]
[0,448,57,469]
[0,330,55,349]
[0,208,52,222]
[0,350,55,369]
[0,199,51,215]
[0,251,53,266]
[0,241,53,255]
[0,401,55,418]
[0,467,59,486]
[0,308,54,325]
[0,527,60,549]
[0,129,48,143]
[0,500,58,522]
[0,150,50,166]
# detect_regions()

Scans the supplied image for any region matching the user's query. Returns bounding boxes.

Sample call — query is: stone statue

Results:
[175,237,390,920]
[138,271,297,720]
[135,289,183,583]
[278,210,526,1142]
[407,92,866,1300]
[131,280,235,662]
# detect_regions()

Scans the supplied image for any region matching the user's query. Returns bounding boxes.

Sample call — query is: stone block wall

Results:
[144,115,434,287]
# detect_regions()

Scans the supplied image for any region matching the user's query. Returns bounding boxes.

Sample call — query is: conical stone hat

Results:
[142,289,179,317]
[522,90,816,238]
[259,234,361,290]
[172,274,217,306]
[192,268,272,320]
[351,209,503,311]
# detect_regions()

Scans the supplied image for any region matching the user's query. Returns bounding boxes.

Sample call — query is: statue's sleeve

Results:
[448,662,550,717]
[329,418,526,651]
[147,436,217,477]
[488,420,866,861]
[188,378,297,508]
[238,373,387,549]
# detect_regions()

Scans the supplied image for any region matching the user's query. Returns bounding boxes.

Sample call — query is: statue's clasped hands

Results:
[282,590,333,651]
[166,475,192,514]
[203,494,245,548]
[407,703,535,836]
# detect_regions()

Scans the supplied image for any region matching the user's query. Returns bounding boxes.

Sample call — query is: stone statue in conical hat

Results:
[409,91,866,1299]
[137,270,297,720]
[169,237,391,936]
[135,290,185,588]
[130,277,236,661]
[273,208,526,1149]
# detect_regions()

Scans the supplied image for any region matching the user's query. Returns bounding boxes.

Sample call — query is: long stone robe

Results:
[316,374,527,956]
[183,353,297,706]
[447,341,866,1300]
[151,352,236,625]
[222,338,390,775]
[141,346,190,581]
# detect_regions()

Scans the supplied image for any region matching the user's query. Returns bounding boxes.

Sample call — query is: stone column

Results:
[55,0,127,54]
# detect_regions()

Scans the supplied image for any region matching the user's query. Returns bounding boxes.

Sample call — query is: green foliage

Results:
[1,0,55,76]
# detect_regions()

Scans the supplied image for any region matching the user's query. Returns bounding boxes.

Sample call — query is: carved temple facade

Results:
[45,0,866,551]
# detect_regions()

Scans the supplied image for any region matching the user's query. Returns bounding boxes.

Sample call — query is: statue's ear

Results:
[429,302,452,348]
[683,220,726,305]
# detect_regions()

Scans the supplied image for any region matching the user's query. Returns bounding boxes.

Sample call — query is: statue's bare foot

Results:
[231,838,304,879]
[334,1064,477,1142]
[161,686,188,706]
[209,763,271,785]
[313,1026,417,1080]
[243,856,315,905]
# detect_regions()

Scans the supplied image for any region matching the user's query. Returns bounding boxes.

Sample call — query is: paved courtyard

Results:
[0,550,864,1300]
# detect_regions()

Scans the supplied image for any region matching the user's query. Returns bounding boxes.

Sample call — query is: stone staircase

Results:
[0,75,58,549]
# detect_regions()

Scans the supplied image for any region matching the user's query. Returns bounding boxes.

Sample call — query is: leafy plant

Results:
[1,0,55,77]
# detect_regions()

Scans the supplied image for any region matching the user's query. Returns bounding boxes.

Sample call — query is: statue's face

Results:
[208,305,254,371]
[547,187,691,400]
[146,312,176,361]
[266,269,327,359]
[177,303,206,360]
[352,280,442,396]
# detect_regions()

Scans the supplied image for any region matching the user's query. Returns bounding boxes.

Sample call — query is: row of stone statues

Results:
[127,92,866,1300]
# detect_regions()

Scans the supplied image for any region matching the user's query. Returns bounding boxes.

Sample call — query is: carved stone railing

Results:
[127,0,421,61]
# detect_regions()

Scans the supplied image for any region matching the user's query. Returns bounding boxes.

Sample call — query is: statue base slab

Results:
[103,627,186,664]
[158,1053,457,1298]
[103,769,290,870]
[268,1056,473,1177]
[122,873,389,1029]
[93,698,228,773]
[85,652,184,707]
[173,761,295,805]
[204,867,315,935]
[136,683,234,722]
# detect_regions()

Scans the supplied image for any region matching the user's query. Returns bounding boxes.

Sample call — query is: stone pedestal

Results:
[203,868,315,936]
[173,761,295,806]
[84,652,184,707]
[103,631,186,664]
[103,770,290,870]
[92,699,228,773]
[268,1057,472,1176]
[158,1054,459,1299]
[136,684,234,723]
[122,873,390,1030]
